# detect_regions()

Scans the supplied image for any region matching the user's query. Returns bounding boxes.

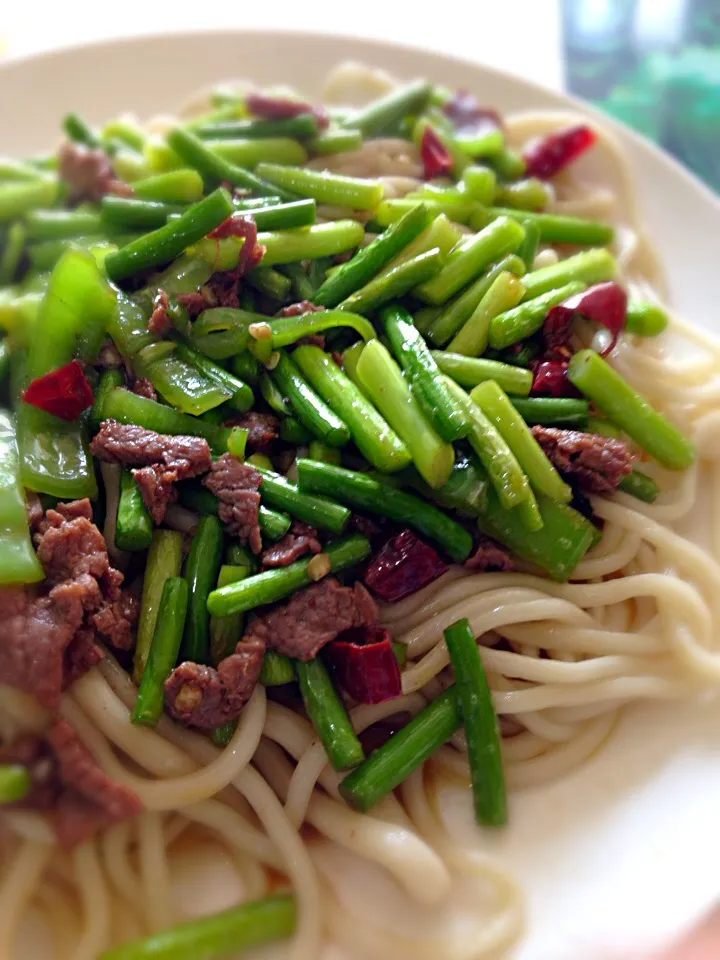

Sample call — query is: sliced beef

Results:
[147,289,172,337]
[0,584,27,616]
[176,272,243,316]
[38,499,85,526]
[204,269,241,309]
[0,582,88,709]
[465,536,515,572]
[25,491,44,530]
[34,497,108,586]
[0,499,137,708]
[90,420,212,523]
[207,215,265,277]
[1,718,143,847]
[47,717,143,846]
[90,591,139,650]
[163,638,265,729]
[131,466,179,524]
[131,377,157,402]
[223,411,279,453]
[176,290,208,319]
[203,453,262,554]
[276,300,325,319]
[64,627,105,687]
[90,420,212,478]
[57,141,133,203]
[531,426,633,494]
[244,577,378,661]
[176,225,261,316]
[261,521,321,568]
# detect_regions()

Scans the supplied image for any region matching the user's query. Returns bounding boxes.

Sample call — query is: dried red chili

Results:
[543,281,627,359]
[542,304,574,356]
[245,92,328,128]
[569,282,627,355]
[531,359,574,397]
[522,124,597,179]
[325,625,402,705]
[420,126,454,180]
[364,529,448,603]
[21,360,94,421]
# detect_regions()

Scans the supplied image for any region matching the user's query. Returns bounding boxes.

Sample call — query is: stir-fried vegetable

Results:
[0,80,699,958]
[340,687,463,811]
[133,577,189,726]
[444,618,507,825]
[208,535,371,617]
[296,656,365,771]
[99,894,296,960]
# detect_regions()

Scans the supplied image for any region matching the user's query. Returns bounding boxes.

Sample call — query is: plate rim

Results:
[2,25,719,215]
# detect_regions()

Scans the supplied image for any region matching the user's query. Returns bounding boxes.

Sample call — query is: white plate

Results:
[3,30,720,960]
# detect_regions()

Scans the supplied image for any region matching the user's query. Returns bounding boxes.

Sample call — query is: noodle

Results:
[136,813,173,933]
[0,840,54,957]
[99,821,145,914]
[37,880,83,960]
[72,839,110,960]
[4,60,720,960]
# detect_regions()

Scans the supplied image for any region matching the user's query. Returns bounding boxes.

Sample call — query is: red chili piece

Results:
[420,126,454,181]
[364,529,448,603]
[245,92,329,129]
[325,625,402,705]
[442,90,502,137]
[565,282,627,356]
[542,305,574,357]
[544,281,627,358]
[22,360,94,421]
[533,280,628,396]
[531,359,573,397]
[523,124,597,179]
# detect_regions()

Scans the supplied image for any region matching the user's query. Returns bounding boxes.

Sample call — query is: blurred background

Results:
[564,0,720,193]
[2,0,719,193]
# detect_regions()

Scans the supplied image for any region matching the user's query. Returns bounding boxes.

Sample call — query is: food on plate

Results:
[1,62,718,960]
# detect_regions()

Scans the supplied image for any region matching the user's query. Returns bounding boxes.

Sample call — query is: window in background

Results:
[563,0,720,193]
